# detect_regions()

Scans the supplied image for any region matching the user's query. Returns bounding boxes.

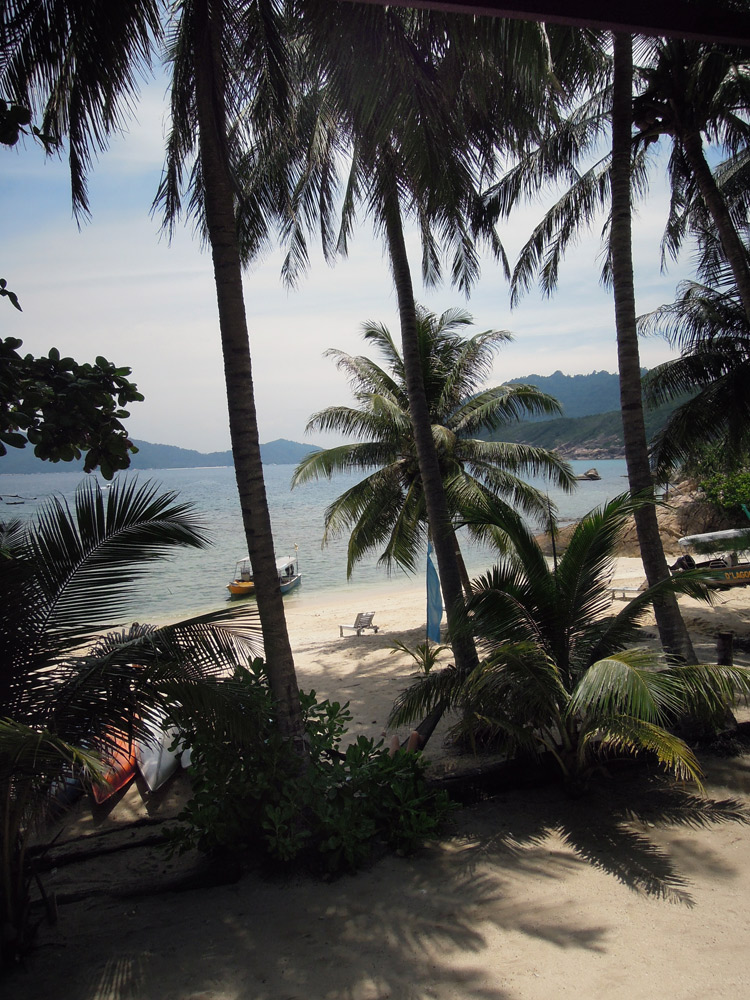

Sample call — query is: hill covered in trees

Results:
[508,370,635,420]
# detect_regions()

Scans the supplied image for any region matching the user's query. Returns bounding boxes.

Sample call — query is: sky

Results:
[2,78,696,454]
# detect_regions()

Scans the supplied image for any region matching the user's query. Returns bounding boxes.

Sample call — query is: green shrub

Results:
[171,660,453,871]
[700,468,750,517]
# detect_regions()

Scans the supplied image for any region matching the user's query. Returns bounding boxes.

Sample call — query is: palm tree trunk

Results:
[611,32,696,663]
[192,0,305,746]
[453,534,473,599]
[681,129,750,324]
[380,174,479,679]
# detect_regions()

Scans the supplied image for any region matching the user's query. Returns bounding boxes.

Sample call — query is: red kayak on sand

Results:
[92,730,137,805]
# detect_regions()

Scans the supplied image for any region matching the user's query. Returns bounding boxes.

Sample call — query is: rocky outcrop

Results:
[615,481,739,557]
[536,482,740,558]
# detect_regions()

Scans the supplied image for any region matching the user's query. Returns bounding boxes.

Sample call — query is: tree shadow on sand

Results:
[11,761,750,1000]
[448,764,750,907]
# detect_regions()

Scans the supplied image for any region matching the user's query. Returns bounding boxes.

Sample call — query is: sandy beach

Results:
[11,559,750,1000]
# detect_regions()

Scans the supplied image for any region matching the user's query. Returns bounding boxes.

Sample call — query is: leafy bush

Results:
[171,660,453,871]
[699,468,750,517]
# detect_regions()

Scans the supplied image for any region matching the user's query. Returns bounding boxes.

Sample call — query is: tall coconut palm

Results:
[632,38,750,322]
[272,6,585,680]
[641,277,750,476]
[293,305,574,591]
[611,33,696,661]
[0,478,264,964]
[0,1,305,743]
[390,491,749,793]
[481,32,699,660]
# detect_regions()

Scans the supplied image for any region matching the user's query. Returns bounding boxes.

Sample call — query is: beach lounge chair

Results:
[339,612,379,637]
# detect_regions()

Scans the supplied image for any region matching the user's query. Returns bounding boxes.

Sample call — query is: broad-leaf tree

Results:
[0,336,143,477]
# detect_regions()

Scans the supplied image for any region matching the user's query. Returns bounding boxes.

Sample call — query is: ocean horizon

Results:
[1,459,630,624]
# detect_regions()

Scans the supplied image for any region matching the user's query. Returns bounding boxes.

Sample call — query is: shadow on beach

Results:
[12,755,750,1000]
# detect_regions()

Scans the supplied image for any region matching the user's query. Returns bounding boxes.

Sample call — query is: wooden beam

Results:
[353,1,750,46]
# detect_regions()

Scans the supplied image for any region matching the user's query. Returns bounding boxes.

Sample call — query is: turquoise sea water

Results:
[0,459,628,623]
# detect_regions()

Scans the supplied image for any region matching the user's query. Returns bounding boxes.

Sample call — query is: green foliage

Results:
[390,639,451,675]
[0,278,22,311]
[172,661,453,872]
[699,469,750,516]
[485,399,686,455]
[0,479,262,966]
[391,492,750,791]
[0,336,144,478]
[293,306,573,577]
[641,279,750,478]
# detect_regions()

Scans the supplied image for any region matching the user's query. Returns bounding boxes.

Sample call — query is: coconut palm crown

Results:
[641,277,750,477]
[292,306,575,581]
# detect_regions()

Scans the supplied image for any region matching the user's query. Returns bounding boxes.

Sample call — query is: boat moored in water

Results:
[227,551,301,596]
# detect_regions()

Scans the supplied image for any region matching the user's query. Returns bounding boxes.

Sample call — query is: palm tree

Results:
[0,477,264,965]
[632,38,750,322]
[481,32,699,660]
[273,6,581,680]
[610,34,696,662]
[292,305,575,592]
[641,277,750,477]
[0,1,305,744]
[390,491,750,793]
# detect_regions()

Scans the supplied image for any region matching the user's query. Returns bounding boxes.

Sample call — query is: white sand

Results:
[13,560,750,1000]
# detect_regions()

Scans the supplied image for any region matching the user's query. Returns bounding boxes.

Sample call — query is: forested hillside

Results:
[508,371,631,420]
[489,400,682,460]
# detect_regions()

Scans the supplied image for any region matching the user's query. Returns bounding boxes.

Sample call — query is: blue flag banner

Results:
[426,541,443,643]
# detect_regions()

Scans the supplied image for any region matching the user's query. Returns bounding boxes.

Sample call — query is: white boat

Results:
[672,528,750,587]
[227,550,301,597]
[135,711,183,793]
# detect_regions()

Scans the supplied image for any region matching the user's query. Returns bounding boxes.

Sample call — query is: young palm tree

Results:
[292,306,574,590]
[390,491,750,793]
[0,1,305,743]
[641,277,750,477]
[0,477,264,965]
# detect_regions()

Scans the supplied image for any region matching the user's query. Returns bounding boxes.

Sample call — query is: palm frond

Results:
[583,715,703,786]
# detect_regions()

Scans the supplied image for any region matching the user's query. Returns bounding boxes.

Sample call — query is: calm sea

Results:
[0,459,628,623]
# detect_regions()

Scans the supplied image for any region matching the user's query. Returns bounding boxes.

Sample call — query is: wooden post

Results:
[717,631,734,666]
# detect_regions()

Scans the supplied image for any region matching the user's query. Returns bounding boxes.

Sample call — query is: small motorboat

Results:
[671,528,750,588]
[227,550,301,597]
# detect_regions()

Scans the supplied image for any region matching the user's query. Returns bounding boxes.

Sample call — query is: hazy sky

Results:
[2,79,694,453]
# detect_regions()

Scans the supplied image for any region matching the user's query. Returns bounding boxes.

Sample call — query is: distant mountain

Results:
[488,399,683,460]
[509,370,641,420]
[0,437,320,475]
